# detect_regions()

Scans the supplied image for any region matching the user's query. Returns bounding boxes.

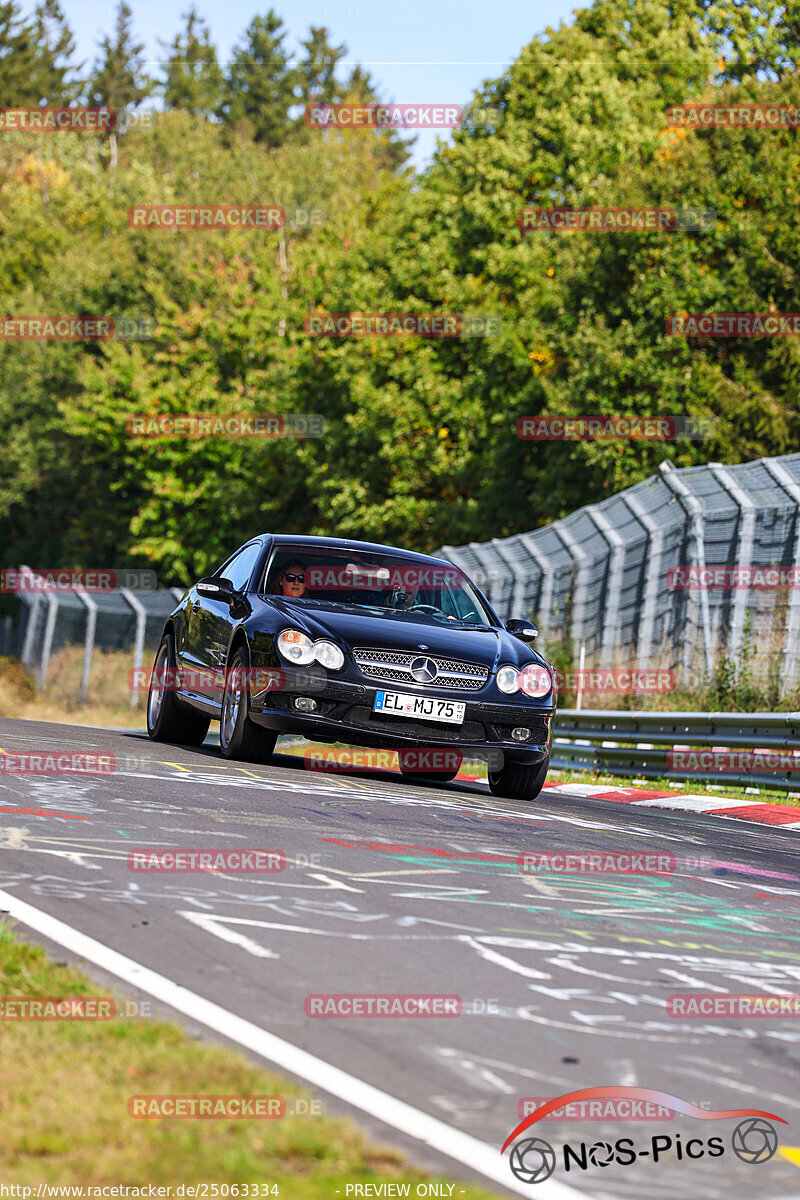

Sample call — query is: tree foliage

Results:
[1,0,799,581]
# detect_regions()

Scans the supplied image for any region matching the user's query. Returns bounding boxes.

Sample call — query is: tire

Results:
[220,645,278,763]
[147,634,210,746]
[488,753,550,801]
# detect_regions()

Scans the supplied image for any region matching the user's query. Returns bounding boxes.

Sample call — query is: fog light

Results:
[511,727,530,741]
[295,697,318,712]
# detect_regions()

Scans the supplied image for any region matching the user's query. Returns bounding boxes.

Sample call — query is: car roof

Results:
[266,534,455,566]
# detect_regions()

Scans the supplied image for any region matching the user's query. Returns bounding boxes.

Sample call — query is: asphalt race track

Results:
[1,717,800,1200]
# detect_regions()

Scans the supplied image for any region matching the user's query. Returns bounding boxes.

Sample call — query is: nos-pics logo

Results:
[501,1087,783,1184]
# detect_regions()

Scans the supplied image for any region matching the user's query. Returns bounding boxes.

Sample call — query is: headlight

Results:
[313,640,344,670]
[518,664,552,698]
[277,629,315,665]
[496,665,519,694]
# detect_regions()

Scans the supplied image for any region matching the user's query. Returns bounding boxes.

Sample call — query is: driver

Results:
[383,586,419,610]
[276,561,307,598]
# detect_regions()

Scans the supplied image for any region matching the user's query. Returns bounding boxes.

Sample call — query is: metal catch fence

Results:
[3,567,186,706]
[441,453,800,695]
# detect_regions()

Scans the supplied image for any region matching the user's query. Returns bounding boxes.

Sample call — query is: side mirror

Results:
[506,618,538,641]
[197,576,237,604]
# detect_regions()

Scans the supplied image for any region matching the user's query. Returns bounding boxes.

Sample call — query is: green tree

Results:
[160,7,223,116]
[88,0,153,166]
[219,10,295,147]
[294,25,346,104]
[0,0,76,106]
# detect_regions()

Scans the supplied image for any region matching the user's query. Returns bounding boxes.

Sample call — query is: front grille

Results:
[353,647,489,691]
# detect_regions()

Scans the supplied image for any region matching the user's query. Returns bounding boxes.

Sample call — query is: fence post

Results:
[575,640,586,710]
[121,588,146,709]
[18,566,42,669]
[622,491,664,672]
[74,588,98,703]
[468,541,507,609]
[556,524,590,667]
[708,462,756,660]
[519,533,555,629]
[659,462,713,680]
[586,504,625,664]
[488,538,531,620]
[38,592,59,689]
[762,456,800,696]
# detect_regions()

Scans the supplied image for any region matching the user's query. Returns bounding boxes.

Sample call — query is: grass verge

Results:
[0,923,501,1196]
[0,650,147,728]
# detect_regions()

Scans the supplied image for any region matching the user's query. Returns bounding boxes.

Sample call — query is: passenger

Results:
[277,562,307,598]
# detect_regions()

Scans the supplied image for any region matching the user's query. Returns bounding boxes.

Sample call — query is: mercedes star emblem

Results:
[410,656,438,683]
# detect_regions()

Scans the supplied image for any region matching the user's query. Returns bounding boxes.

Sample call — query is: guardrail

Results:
[552,709,800,793]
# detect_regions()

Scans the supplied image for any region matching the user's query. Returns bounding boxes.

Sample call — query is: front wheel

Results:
[147,634,210,745]
[220,646,278,763]
[488,753,549,801]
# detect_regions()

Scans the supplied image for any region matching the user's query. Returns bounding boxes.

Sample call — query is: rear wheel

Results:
[147,634,210,745]
[220,646,278,763]
[488,753,549,801]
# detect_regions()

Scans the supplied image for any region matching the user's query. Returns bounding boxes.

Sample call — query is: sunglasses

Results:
[283,573,305,583]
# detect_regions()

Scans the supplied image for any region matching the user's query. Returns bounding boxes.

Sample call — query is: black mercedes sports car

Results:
[146,535,556,800]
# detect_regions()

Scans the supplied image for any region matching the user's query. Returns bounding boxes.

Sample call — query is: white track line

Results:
[0,889,588,1200]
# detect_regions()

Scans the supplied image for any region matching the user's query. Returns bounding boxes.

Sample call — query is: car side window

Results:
[224,542,262,593]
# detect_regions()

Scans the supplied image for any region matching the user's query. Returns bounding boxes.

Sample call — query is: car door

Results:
[182,540,263,708]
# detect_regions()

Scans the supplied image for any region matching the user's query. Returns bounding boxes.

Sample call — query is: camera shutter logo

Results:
[731,1118,778,1164]
[509,1137,556,1184]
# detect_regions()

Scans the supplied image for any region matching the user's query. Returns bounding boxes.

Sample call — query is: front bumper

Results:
[249,674,554,765]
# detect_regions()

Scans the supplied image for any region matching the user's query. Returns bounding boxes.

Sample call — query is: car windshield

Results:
[262,547,495,627]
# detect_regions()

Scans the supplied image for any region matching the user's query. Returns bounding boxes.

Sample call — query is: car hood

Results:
[261,597,548,670]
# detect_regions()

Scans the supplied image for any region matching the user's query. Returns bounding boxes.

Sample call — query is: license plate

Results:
[373,690,465,725]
